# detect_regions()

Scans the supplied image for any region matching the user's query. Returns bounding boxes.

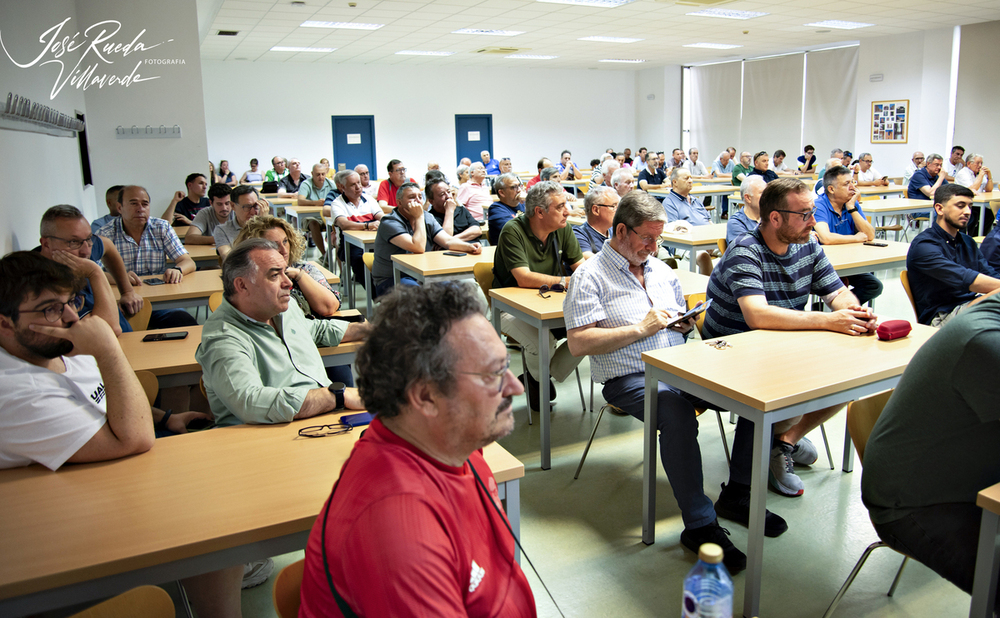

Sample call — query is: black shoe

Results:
[680,520,746,574]
[517,373,556,411]
[714,482,789,538]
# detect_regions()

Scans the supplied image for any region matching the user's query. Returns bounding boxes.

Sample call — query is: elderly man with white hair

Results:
[456,162,490,221]
[727,175,765,246]
[611,167,634,197]
[589,159,620,193]
[574,186,619,258]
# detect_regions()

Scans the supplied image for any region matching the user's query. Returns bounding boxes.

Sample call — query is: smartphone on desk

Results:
[863,241,888,247]
[142,331,189,342]
[143,278,166,286]
[443,251,467,257]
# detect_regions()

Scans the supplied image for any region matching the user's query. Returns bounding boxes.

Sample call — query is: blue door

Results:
[331,116,376,174]
[455,114,493,165]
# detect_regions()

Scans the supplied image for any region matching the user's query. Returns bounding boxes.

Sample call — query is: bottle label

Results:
[682,590,733,618]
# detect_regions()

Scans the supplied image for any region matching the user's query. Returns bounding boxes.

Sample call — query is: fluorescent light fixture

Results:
[578,35,643,43]
[453,28,525,36]
[686,8,768,20]
[395,50,455,56]
[599,58,645,63]
[683,42,742,49]
[537,0,636,7]
[506,54,558,59]
[270,46,335,52]
[300,20,384,30]
[803,19,874,29]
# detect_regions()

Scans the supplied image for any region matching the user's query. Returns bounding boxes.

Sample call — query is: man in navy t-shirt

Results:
[162,173,210,225]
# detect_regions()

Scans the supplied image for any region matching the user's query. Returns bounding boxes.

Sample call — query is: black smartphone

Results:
[666,299,713,328]
[142,331,188,342]
[443,251,466,257]
[334,313,366,323]
[863,241,888,247]
[143,278,166,286]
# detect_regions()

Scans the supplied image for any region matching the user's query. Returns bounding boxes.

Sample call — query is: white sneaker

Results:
[241,558,274,589]
[769,442,804,497]
[791,436,818,466]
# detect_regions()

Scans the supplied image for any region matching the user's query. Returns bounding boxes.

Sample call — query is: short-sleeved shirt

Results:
[264,168,288,183]
[90,214,117,234]
[484,158,500,175]
[564,242,686,383]
[725,210,758,246]
[488,201,524,246]
[176,196,209,220]
[372,210,444,285]
[712,159,735,178]
[299,178,337,203]
[862,294,1000,525]
[943,159,964,178]
[0,350,107,471]
[84,239,132,333]
[813,193,866,238]
[732,163,752,187]
[749,168,779,183]
[328,194,381,226]
[492,214,583,289]
[429,205,479,237]
[456,182,491,221]
[663,191,712,225]
[771,160,791,173]
[906,224,999,324]
[685,160,709,177]
[291,261,339,318]
[97,217,187,276]
[588,170,606,193]
[907,167,947,200]
[638,168,666,190]
[573,222,609,255]
[797,154,816,171]
[190,207,233,239]
[856,167,883,184]
[377,179,416,208]
[954,167,988,192]
[703,227,843,337]
[212,218,243,248]
[278,173,307,194]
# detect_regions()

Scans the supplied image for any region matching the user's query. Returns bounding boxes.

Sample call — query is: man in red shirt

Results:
[377,159,417,209]
[299,284,536,618]
[526,156,553,190]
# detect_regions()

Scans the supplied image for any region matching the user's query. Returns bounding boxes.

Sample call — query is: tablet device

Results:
[666,299,712,329]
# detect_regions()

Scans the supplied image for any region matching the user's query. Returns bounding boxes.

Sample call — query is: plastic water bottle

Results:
[682,543,733,618]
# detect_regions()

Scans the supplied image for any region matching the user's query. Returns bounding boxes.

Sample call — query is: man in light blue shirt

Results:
[711,151,735,218]
[662,168,713,274]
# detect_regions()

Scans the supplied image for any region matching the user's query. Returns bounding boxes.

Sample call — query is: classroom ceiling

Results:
[199,0,1000,69]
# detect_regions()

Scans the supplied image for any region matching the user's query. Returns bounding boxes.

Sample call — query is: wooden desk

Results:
[822,240,909,277]
[674,268,709,297]
[658,223,728,272]
[973,191,1000,237]
[641,324,937,618]
[341,229,378,315]
[285,205,325,233]
[972,481,1000,617]
[392,246,495,285]
[174,226,190,239]
[268,196,297,218]
[860,198,933,241]
[174,244,217,269]
[648,186,737,223]
[857,185,907,198]
[0,418,523,616]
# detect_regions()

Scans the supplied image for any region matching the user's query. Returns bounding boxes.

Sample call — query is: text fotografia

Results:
[0,17,177,100]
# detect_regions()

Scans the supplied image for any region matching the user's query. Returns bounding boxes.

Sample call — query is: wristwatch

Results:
[328,382,346,410]
[846,208,858,214]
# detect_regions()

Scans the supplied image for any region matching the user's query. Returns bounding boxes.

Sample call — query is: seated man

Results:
[589,159,620,193]
[277,158,308,194]
[39,205,140,334]
[906,184,1000,326]
[91,185,124,233]
[526,157,553,190]
[355,163,378,199]
[726,176,764,246]
[704,178,877,497]
[299,284,535,616]
[943,145,965,181]
[813,166,883,306]
[196,238,369,427]
[907,153,948,201]
[97,186,197,329]
[732,151,753,187]
[574,186,618,258]
[493,181,585,410]
[662,167,714,275]
[770,150,794,175]
[481,149,500,176]
[371,183,481,298]
[264,156,288,183]
[611,167,634,197]
[566,192,789,574]
[685,147,710,178]
[749,151,778,183]
[797,144,817,173]
[214,185,266,260]
[162,173,210,226]
[903,151,925,188]
[456,162,491,221]
[327,169,383,289]
[862,291,1000,613]
[488,173,525,246]
[300,164,339,256]
[539,167,578,206]
[557,149,584,181]
[377,159,417,210]
[185,183,233,246]
[955,153,995,234]
[498,157,513,175]
[712,150,735,217]
[426,177,481,243]
[854,152,888,187]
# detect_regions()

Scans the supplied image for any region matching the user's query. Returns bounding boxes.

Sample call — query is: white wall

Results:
[853,28,956,176]
[202,61,636,179]
[634,65,682,152]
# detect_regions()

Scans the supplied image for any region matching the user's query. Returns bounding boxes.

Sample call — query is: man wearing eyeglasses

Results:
[564,191,787,574]
[903,151,925,187]
[264,156,288,183]
[488,173,526,246]
[378,159,417,209]
[38,205,140,335]
[854,152,888,187]
[493,181,585,411]
[574,186,618,259]
[214,185,268,260]
[704,178,876,497]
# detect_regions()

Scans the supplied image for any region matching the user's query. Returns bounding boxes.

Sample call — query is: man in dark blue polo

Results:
[487,173,525,246]
[573,186,617,258]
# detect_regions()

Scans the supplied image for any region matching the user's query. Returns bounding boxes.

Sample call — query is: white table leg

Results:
[642,371,658,545]
[538,323,551,470]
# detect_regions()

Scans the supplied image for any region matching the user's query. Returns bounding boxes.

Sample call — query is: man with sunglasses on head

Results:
[704,178,876,498]
[493,181,585,411]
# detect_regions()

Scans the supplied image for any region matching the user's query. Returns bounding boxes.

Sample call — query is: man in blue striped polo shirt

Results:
[703,177,877,498]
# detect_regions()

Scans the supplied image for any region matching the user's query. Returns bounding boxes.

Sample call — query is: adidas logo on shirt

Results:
[468,560,486,593]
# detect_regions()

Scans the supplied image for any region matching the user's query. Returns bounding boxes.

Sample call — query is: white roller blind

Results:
[739,54,804,157]
[955,21,1000,171]
[689,61,743,163]
[803,46,859,157]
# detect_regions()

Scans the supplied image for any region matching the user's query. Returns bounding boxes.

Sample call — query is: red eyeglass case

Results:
[876,319,911,341]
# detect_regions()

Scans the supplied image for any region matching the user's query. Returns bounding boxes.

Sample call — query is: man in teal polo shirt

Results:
[493,180,585,409]
[196,238,369,427]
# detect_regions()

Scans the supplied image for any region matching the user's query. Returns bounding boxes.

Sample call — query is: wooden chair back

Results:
[209,292,224,312]
[717,238,727,255]
[126,300,151,332]
[686,292,708,337]
[473,262,495,310]
[845,390,894,463]
[135,371,159,406]
[899,270,918,319]
[272,559,305,618]
[70,585,173,617]
[362,252,375,272]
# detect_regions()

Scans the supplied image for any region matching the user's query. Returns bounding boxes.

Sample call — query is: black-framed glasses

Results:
[45,235,94,250]
[773,208,816,222]
[298,424,354,438]
[21,294,85,322]
[392,167,407,174]
[538,283,566,299]
[597,202,618,209]
[457,353,511,393]
[626,226,662,248]
[242,202,263,212]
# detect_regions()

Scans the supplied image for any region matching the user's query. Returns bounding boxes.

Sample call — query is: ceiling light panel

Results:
[300,21,384,30]
[270,46,335,52]
[803,20,874,29]
[683,43,742,49]
[578,35,643,43]
[686,9,768,20]
[599,58,644,63]
[506,54,558,59]
[395,50,456,56]
[537,0,636,8]
[453,28,526,36]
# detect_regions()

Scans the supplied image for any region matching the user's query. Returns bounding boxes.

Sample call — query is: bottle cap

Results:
[698,543,723,564]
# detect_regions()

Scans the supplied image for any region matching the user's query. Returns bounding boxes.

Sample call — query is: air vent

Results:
[474,47,523,55]
[218,30,239,36]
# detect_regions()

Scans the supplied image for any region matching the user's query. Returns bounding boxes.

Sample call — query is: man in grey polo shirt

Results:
[214,185,265,260]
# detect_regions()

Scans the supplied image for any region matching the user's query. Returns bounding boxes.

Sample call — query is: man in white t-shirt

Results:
[328,170,383,289]
[903,151,925,187]
[954,153,994,194]
[855,152,889,187]
[684,147,710,178]
[769,150,795,175]
[943,145,965,181]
